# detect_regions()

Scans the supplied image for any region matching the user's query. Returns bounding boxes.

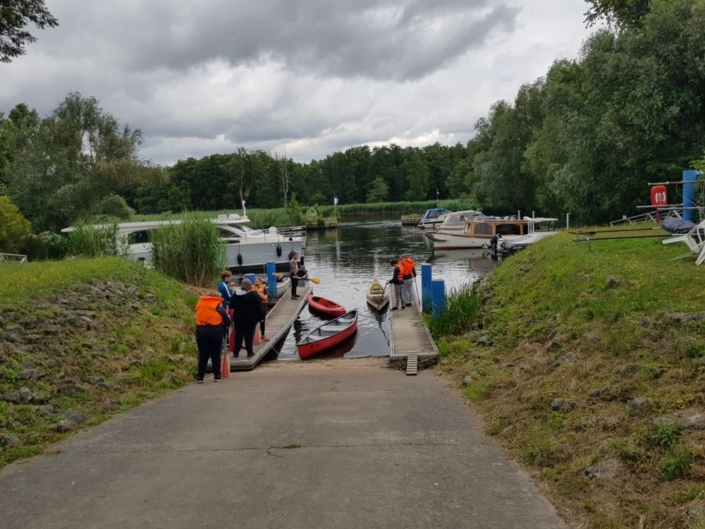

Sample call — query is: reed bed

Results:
[66,223,129,257]
[426,284,483,339]
[150,218,225,287]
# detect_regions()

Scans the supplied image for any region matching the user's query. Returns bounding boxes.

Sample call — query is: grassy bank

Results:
[0,258,199,467]
[437,227,705,528]
[129,199,479,228]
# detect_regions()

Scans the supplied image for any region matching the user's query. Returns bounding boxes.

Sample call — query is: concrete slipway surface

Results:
[0,359,569,529]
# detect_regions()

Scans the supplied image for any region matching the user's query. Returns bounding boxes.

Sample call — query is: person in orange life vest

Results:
[195,293,231,383]
[253,277,270,342]
[230,278,264,358]
[387,259,405,311]
[401,257,416,307]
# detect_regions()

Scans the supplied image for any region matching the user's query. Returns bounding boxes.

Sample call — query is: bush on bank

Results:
[436,228,705,528]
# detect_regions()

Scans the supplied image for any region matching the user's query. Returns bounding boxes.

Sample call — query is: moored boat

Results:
[425,217,558,250]
[275,276,291,298]
[297,310,359,360]
[307,294,346,317]
[366,279,389,311]
[417,208,450,229]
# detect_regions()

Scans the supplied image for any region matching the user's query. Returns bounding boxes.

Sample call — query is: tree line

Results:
[1,0,705,238]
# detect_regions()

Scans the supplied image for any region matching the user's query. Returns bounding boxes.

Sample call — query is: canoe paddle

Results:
[300,276,321,284]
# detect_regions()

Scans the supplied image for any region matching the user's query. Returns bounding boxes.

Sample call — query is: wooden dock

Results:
[401,215,422,226]
[389,295,438,373]
[228,286,310,371]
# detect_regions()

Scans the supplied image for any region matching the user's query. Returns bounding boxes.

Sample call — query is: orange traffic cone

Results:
[221,350,230,379]
[253,325,261,346]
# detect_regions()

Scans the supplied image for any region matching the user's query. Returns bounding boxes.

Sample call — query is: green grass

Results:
[425,284,483,339]
[0,257,137,307]
[435,224,705,529]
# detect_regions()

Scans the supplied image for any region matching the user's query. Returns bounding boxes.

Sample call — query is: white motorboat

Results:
[434,210,485,233]
[61,214,306,271]
[425,217,558,250]
[417,208,450,229]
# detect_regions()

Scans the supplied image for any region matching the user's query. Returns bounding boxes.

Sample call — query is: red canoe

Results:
[297,310,358,360]
[307,294,346,317]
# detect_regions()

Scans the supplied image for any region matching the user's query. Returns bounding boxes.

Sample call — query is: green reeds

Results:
[66,223,128,257]
[426,284,483,339]
[150,218,225,287]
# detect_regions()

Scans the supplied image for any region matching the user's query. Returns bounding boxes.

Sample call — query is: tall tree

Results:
[0,0,58,63]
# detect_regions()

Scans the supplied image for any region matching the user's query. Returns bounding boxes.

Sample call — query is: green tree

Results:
[584,0,652,28]
[366,177,388,203]
[403,149,430,201]
[0,0,58,63]
[0,195,31,252]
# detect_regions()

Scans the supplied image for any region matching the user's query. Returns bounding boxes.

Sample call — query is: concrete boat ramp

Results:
[0,360,568,529]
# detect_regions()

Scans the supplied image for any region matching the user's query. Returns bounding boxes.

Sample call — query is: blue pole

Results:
[432,279,446,318]
[421,264,432,313]
[683,170,698,222]
[244,273,256,285]
[266,261,277,299]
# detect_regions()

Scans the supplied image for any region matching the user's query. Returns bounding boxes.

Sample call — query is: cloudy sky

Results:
[1,0,593,164]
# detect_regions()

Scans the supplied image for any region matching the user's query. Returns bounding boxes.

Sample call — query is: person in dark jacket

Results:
[230,278,264,358]
[387,259,405,311]
[195,294,231,383]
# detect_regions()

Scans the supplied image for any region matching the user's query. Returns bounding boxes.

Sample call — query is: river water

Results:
[273,215,498,361]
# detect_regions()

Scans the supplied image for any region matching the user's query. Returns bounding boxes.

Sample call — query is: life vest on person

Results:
[254,283,268,302]
[195,296,224,326]
[395,263,404,282]
[402,258,415,276]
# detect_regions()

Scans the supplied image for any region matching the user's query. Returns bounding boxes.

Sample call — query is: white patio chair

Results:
[663,219,705,264]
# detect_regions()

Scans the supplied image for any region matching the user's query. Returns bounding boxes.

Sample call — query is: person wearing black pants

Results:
[290,251,300,299]
[230,278,264,358]
[195,295,231,383]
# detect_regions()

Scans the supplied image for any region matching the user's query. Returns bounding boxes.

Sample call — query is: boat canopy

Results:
[422,208,450,220]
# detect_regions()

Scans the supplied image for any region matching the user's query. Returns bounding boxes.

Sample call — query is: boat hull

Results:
[297,311,358,360]
[307,294,346,317]
[366,279,389,311]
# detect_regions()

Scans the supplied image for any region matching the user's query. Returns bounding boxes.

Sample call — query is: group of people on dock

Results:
[194,270,269,383]
[388,257,417,311]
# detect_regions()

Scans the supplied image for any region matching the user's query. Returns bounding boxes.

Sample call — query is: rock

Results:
[621,363,641,377]
[2,333,21,343]
[127,286,140,296]
[687,502,705,518]
[38,405,58,414]
[605,275,622,289]
[551,398,576,412]
[477,335,493,347]
[52,420,76,433]
[653,368,666,379]
[59,383,86,397]
[87,377,105,385]
[461,376,473,387]
[637,317,653,328]
[628,397,654,417]
[584,459,621,479]
[0,392,21,404]
[696,357,705,366]
[18,387,33,403]
[664,312,705,325]
[546,339,562,352]
[653,414,681,428]
[556,353,578,366]
[684,412,705,430]
[579,274,591,284]
[588,386,609,399]
[62,410,88,425]
[0,434,21,448]
[654,409,705,430]
[17,367,45,381]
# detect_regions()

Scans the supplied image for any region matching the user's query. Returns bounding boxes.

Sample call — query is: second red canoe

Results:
[307,294,346,317]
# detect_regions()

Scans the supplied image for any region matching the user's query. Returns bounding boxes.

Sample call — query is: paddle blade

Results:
[310,277,321,284]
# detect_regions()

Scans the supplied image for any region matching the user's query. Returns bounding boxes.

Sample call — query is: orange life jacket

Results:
[195,296,224,326]
[402,258,415,276]
[395,263,404,282]
[254,283,268,302]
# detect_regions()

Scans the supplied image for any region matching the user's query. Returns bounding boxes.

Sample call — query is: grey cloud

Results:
[42,0,519,81]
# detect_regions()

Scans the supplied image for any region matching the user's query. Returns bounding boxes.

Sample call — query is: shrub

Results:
[94,194,135,220]
[20,231,67,261]
[0,196,32,253]
[426,284,483,339]
[661,445,693,481]
[66,223,128,257]
[150,217,225,287]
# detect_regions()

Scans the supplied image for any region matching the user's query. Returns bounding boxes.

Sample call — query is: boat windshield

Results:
[496,223,524,236]
[472,223,493,235]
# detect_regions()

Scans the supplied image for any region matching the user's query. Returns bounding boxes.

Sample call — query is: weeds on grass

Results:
[661,445,693,480]
[649,423,682,448]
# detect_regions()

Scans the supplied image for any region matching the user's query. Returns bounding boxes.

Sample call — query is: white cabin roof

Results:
[61,215,251,234]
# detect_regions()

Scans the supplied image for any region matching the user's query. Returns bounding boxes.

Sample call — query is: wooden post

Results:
[266,261,277,299]
[432,279,446,317]
[421,263,432,313]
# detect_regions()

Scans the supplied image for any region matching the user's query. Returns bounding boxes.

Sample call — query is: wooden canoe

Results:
[297,310,358,360]
[366,279,389,311]
[307,294,346,317]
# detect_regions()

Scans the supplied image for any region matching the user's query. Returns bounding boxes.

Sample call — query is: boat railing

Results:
[224,225,307,243]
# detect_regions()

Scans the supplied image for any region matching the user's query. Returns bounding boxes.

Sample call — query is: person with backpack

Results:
[400,257,416,307]
[230,278,265,358]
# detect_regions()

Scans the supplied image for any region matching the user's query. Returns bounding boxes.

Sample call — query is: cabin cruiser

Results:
[434,209,484,232]
[61,214,306,272]
[417,208,450,229]
[425,217,558,250]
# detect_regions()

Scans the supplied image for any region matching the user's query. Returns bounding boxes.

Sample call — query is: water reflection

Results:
[272,216,497,361]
